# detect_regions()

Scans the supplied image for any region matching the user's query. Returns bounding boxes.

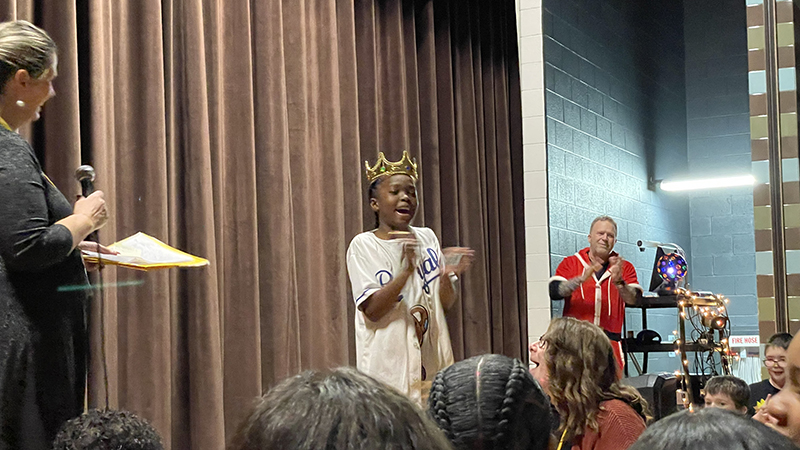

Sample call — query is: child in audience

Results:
[748,332,793,416]
[537,317,649,450]
[629,407,796,450]
[51,408,163,450]
[228,366,452,450]
[753,334,800,447]
[703,375,750,414]
[428,354,552,450]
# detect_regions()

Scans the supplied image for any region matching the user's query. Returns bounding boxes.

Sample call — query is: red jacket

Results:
[552,248,640,335]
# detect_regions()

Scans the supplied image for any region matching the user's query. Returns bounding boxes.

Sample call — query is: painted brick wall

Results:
[543,0,692,373]
[516,0,554,344]
[684,1,757,336]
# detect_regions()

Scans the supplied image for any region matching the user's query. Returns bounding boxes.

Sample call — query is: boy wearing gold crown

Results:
[346,151,474,405]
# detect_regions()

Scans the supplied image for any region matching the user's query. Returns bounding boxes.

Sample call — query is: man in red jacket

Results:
[549,216,642,372]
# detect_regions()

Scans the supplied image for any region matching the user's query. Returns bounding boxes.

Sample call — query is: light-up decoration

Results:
[657,253,688,282]
[672,289,733,409]
[702,315,728,330]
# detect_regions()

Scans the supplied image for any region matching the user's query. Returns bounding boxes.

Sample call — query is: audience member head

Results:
[528,336,549,392]
[755,334,800,446]
[764,333,793,388]
[428,354,551,450]
[703,375,749,414]
[629,407,797,450]
[542,317,649,442]
[228,366,452,450]
[52,408,163,450]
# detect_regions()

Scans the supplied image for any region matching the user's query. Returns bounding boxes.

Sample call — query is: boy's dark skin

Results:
[358,174,473,322]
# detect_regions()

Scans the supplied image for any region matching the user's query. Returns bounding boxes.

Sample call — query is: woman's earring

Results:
[15,100,25,107]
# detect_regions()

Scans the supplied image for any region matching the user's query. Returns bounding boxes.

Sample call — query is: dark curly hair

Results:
[428,354,551,450]
[228,366,452,450]
[52,409,163,450]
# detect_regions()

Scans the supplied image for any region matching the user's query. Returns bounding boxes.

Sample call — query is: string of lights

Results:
[646,246,735,408]
[672,290,734,408]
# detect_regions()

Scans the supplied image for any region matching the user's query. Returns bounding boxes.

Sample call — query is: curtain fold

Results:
[5,1,526,448]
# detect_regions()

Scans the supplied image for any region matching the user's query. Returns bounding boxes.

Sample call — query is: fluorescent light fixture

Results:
[659,175,755,192]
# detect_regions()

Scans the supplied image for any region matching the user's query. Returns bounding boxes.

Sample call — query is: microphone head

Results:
[75,165,96,182]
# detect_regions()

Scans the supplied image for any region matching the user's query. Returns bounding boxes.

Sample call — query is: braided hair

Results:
[368,177,383,228]
[429,369,454,441]
[427,354,552,450]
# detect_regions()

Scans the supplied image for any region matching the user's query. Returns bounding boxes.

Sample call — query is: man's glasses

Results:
[763,358,787,367]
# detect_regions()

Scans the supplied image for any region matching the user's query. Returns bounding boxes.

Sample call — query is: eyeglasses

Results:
[764,358,787,367]
[535,334,548,349]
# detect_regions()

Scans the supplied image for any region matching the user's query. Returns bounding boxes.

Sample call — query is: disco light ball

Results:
[657,253,687,282]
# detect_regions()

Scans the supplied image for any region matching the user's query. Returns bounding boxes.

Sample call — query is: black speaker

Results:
[621,373,679,421]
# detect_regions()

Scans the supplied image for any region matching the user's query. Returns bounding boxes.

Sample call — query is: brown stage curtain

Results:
[0,0,525,448]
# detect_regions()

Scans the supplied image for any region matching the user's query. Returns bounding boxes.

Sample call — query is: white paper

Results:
[82,232,194,265]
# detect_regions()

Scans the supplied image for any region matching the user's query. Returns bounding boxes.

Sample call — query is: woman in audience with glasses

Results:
[531,317,649,450]
[748,333,793,416]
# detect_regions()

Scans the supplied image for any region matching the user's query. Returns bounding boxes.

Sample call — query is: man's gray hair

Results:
[590,215,617,234]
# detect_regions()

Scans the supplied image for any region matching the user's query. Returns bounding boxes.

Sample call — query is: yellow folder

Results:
[81,232,210,271]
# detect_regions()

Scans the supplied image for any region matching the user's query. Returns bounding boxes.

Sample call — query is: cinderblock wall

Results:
[684,0,756,335]
[543,0,692,373]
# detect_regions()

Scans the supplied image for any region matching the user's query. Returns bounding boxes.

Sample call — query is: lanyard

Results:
[556,428,568,450]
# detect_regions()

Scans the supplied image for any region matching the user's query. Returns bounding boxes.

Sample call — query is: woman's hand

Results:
[78,241,119,272]
[73,190,109,232]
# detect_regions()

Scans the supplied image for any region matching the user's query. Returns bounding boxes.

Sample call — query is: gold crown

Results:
[364,150,418,183]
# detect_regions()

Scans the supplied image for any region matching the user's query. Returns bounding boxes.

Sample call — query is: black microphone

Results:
[75,165,96,197]
[75,165,98,243]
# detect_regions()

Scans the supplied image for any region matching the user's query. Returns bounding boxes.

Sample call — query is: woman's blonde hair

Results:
[544,317,649,441]
[0,20,57,91]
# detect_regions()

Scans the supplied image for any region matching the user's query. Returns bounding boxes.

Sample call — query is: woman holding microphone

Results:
[0,20,110,449]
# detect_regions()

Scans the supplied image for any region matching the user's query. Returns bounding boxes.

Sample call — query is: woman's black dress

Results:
[0,127,89,449]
